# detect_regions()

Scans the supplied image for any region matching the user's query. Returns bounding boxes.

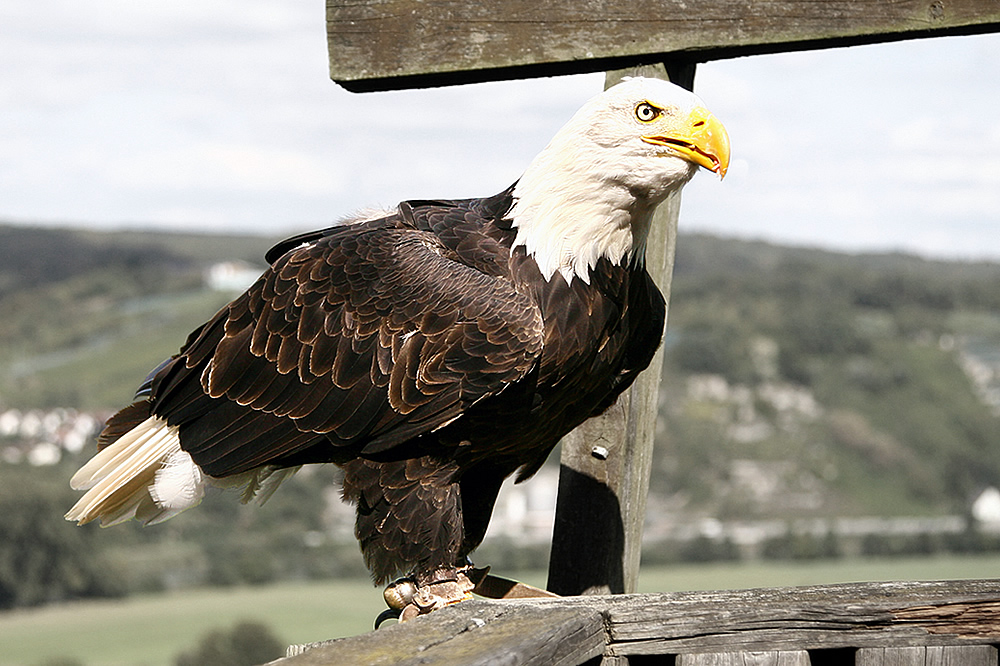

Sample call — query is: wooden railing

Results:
[283,6,1000,664]
[273,578,1000,665]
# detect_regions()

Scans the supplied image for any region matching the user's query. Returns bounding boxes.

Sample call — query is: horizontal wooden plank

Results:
[326,0,1000,90]
[676,650,810,665]
[593,579,1000,655]
[276,601,604,666]
[856,645,998,666]
[274,579,1000,664]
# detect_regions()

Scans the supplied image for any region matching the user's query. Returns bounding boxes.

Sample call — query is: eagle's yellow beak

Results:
[642,106,730,179]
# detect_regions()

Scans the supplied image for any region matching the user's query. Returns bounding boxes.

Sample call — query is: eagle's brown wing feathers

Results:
[135,211,543,478]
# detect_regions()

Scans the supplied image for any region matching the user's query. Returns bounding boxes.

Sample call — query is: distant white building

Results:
[206,261,262,292]
[0,408,104,466]
[0,409,21,436]
[973,487,1000,532]
[484,467,559,542]
[27,442,61,466]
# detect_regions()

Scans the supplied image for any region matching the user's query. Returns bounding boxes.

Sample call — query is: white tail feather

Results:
[70,417,172,491]
[212,465,301,505]
[249,466,300,505]
[151,448,206,511]
[66,415,299,527]
[65,416,204,526]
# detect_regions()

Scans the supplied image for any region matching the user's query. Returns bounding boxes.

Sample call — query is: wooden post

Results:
[546,60,696,597]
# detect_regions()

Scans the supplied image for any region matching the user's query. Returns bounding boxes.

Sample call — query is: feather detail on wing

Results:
[149,209,544,477]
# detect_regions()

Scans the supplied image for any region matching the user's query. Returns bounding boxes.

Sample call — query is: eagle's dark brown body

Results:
[103,185,665,583]
[70,78,730,598]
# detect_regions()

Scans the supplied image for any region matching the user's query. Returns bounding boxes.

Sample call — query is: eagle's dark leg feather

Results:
[345,457,515,623]
[342,456,464,585]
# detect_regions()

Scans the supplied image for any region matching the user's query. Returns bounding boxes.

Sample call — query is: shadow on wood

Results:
[547,464,626,596]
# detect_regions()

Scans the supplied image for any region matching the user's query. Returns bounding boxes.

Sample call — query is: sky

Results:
[2,1,999,261]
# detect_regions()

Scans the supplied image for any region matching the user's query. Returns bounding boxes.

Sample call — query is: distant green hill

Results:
[658,233,1000,521]
[0,225,275,408]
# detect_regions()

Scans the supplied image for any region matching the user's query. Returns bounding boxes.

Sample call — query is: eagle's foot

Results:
[379,565,477,624]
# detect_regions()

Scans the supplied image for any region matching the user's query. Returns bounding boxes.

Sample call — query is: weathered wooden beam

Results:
[855,645,998,666]
[543,579,1000,656]
[546,61,690,597]
[279,601,604,665]
[275,579,1000,664]
[326,0,1000,91]
[676,652,810,666]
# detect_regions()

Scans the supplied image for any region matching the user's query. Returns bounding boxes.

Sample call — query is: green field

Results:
[4,555,1000,666]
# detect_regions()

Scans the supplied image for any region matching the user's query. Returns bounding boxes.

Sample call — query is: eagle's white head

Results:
[510,77,730,284]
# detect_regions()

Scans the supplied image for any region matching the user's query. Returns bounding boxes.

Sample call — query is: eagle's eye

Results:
[634,102,660,123]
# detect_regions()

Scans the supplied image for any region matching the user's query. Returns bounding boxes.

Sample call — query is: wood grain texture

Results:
[856,645,998,666]
[676,651,810,666]
[278,601,604,665]
[587,579,1000,655]
[275,579,1000,665]
[326,0,1000,90]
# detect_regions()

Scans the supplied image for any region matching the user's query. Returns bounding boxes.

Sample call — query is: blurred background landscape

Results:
[3,3,1000,663]
[1,223,998,665]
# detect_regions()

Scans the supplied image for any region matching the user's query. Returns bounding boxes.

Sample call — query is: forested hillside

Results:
[0,226,273,408]
[655,236,1000,517]
[1,223,998,608]
[658,235,1000,521]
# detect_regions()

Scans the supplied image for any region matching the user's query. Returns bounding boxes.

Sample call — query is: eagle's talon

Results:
[374,608,401,629]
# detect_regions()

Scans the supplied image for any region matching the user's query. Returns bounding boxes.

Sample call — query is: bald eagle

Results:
[67,77,729,617]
